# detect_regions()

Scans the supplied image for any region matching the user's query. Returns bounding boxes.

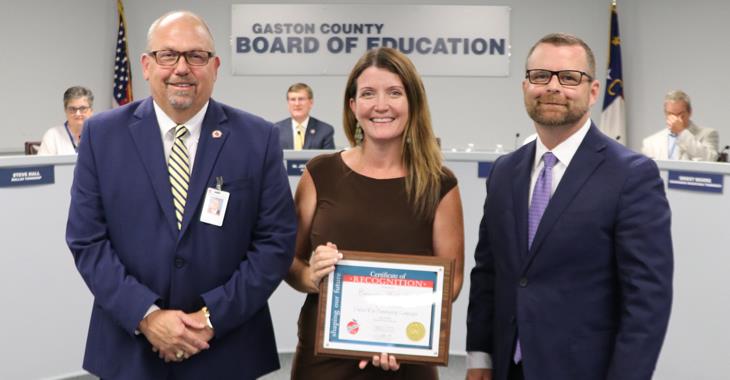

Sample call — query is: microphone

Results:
[514,132,521,150]
[718,145,730,163]
[615,135,621,141]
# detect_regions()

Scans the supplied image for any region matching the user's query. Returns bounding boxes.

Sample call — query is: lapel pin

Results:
[310,129,316,134]
[212,130,222,138]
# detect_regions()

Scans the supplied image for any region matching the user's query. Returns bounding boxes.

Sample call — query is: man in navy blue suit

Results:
[66,10,296,379]
[466,33,673,380]
[274,82,335,150]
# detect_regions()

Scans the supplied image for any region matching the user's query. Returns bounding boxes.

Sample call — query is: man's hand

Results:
[466,368,493,380]
[182,308,215,344]
[138,309,210,362]
[666,114,688,135]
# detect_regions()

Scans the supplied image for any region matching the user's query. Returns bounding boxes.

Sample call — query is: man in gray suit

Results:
[642,90,719,161]
[274,83,335,150]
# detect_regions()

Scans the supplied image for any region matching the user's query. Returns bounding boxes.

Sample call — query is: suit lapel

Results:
[512,143,535,265]
[180,100,229,236]
[303,117,317,149]
[525,126,606,268]
[282,118,294,149]
[128,98,178,236]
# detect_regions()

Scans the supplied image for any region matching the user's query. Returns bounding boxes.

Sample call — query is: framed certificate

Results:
[315,250,454,365]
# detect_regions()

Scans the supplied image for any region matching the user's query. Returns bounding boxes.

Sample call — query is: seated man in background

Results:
[642,90,719,161]
[37,86,94,155]
[274,82,335,150]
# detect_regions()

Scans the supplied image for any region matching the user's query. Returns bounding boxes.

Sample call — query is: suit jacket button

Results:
[519,277,528,287]
[174,257,186,268]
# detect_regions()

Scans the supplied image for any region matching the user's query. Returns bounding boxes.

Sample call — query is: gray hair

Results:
[146,10,215,52]
[63,86,94,109]
[664,90,692,113]
[526,32,596,78]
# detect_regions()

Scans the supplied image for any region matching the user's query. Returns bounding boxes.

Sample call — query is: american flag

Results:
[113,0,133,107]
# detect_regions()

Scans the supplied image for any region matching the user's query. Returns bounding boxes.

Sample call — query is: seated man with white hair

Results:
[642,90,719,161]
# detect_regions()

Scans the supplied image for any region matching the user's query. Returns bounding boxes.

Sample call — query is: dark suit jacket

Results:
[66,97,297,380]
[274,116,335,150]
[467,125,673,380]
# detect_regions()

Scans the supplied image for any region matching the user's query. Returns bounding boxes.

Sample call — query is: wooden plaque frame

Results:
[314,250,454,366]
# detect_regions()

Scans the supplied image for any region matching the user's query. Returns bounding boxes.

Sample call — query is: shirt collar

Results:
[153,100,209,137]
[291,117,310,131]
[533,118,592,169]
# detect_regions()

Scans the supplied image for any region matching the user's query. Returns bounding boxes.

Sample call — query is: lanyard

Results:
[64,122,78,153]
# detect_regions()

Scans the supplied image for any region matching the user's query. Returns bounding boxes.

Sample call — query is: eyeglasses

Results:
[525,69,593,86]
[147,50,214,66]
[287,96,310,103]
[66,106,91,114]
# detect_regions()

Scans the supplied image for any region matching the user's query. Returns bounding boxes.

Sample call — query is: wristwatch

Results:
[201,306,214,330]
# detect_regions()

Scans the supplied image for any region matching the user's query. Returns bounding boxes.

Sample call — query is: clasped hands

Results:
[138,308,214,363]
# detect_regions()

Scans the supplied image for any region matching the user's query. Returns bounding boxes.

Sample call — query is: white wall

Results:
[0,0,115,153]
[3,0,728,154]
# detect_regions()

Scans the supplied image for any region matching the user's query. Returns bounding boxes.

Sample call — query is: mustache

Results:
[536,95,568,106]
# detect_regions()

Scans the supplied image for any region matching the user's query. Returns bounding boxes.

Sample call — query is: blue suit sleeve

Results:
[466,168,497,354]
[66,122,160,335]
[200,124,297,338]
[607,156,673,379]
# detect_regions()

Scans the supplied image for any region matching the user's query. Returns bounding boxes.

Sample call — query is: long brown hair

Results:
[343,47,444,218]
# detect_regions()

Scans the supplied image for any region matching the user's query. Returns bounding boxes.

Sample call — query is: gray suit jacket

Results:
[274,116,335,150]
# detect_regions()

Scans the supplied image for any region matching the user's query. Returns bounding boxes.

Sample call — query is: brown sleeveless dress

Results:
[290,152,457,380]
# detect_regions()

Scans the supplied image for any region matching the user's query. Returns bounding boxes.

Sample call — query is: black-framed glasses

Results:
[148,50,214,66]
[525,69,593,86]
[66,106,91,114]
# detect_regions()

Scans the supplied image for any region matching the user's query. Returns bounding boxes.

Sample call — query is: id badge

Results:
[200,187,229,226]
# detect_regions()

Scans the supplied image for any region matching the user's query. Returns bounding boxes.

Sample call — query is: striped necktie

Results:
[169,125,190,231]
[294,124,305,150]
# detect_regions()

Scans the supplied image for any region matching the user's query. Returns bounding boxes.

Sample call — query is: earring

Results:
[354,123,364,145]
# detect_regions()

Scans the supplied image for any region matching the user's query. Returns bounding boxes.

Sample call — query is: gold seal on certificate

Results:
[406,322,426,342]
[315,251,454,365]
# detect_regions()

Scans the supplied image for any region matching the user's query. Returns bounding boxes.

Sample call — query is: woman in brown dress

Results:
[286,47,464,380]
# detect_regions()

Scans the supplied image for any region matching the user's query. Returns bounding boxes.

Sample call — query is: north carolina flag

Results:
[113,0,133,107]
[599,1,626,145]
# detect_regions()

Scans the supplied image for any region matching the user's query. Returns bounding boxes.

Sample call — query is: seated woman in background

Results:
[286,47,465,380]
[37,86,94,155]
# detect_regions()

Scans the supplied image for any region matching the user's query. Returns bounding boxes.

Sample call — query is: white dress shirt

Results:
[529,118,592,204]
[154,100,208,172]
[291,117,310,146]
